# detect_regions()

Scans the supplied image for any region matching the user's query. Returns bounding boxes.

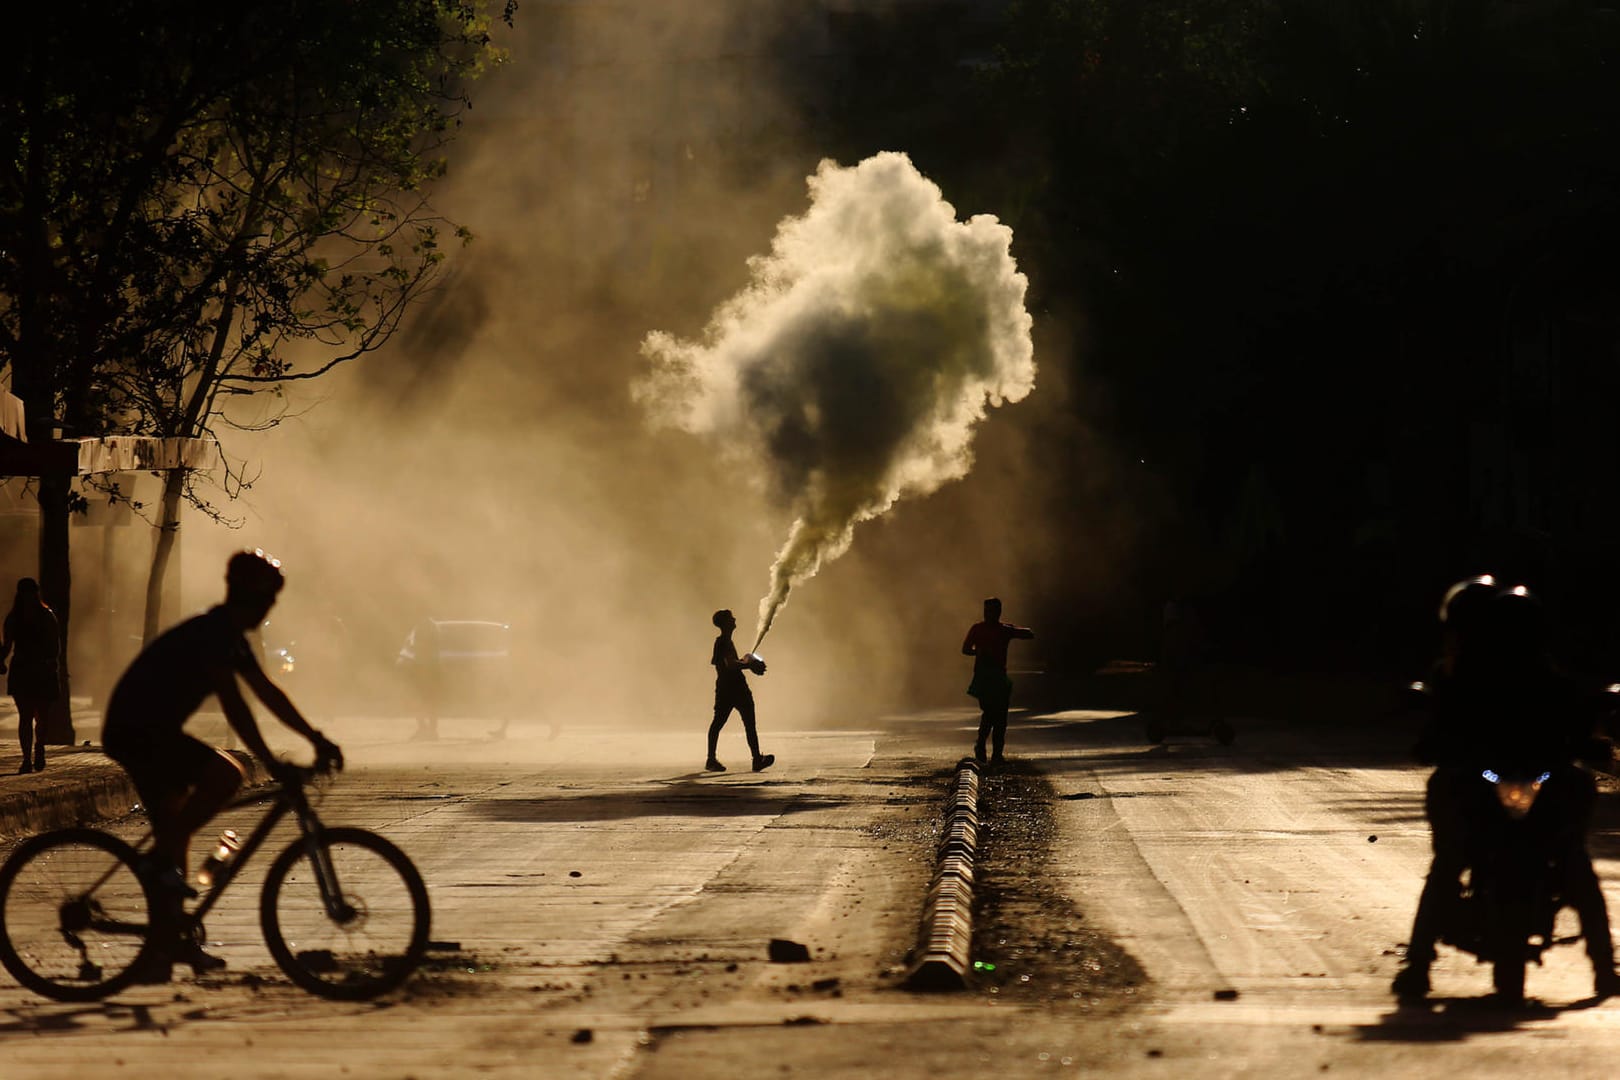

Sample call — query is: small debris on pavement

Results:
[768,938,811,963]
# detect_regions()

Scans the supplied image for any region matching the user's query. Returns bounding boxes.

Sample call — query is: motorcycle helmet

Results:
[1480,583,1546,662]
[1438,574,1498,628]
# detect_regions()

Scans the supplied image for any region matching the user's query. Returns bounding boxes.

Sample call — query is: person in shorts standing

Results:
[962,597,1035,764]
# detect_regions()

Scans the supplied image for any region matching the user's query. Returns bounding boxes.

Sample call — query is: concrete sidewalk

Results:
[0,745,144,840]
[0,700,267,841]
[0,698,143,840]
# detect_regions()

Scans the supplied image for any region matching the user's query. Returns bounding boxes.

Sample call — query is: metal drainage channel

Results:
[903,757,982,990]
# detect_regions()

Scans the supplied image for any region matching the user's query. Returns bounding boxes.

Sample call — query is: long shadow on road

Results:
[1009,706,1421,776]
[1352,993,1611,1044]
[469,784,850,824]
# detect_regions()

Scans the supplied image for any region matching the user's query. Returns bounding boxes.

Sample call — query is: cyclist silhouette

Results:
[101,549,341,976]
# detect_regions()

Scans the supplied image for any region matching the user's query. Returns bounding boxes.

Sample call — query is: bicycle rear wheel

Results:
[260,827,430,1000]
[0,829,155,1001]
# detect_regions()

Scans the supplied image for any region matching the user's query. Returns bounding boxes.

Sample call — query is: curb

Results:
[0,765,140,840]
[904,756,982,991]
[0,750,266,840]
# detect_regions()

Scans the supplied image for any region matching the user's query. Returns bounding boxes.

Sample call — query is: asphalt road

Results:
[0,717,958,1078]
[5,703,1620,1077]
[1027,706,1620,1077]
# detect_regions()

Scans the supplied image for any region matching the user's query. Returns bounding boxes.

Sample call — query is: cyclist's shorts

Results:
[103,732,229,806]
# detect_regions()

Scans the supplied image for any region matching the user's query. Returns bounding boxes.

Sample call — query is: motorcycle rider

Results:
[1392,577,1620,1000]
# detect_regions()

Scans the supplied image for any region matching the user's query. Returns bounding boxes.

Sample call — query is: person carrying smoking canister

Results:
[705,609,774,774]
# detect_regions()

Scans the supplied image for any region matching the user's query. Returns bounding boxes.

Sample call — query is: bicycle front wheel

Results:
[260,827,430,1000]
[0,829,155,1001]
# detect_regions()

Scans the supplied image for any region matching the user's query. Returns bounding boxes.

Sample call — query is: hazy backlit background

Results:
[58,3,1142,736]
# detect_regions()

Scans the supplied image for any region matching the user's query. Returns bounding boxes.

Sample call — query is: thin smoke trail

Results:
[635,152,1035,652]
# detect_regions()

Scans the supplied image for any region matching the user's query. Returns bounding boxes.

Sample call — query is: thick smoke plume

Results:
[636,152,1035,651]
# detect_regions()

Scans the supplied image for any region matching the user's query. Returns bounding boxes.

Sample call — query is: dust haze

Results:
[125,3,1079,747]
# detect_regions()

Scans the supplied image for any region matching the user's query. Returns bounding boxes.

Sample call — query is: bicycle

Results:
[0,764,431,1002]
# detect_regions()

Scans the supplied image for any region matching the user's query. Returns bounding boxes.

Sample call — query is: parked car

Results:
[396,618,518,740]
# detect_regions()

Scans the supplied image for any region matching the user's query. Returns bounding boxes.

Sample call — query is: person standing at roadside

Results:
[706,609,774,773]
[0,578,59,774]
[962,597,1034,764]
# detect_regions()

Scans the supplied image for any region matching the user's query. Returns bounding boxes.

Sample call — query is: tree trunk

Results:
[139,262,247,642]
[37,470,74,745]
[142,469,186,644]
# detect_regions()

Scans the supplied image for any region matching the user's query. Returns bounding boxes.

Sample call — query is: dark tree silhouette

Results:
[0,1,514,668]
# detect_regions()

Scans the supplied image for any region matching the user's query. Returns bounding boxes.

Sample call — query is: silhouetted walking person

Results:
[962,597,1034,764]
[706,609,773,773]
[0,578,59,774]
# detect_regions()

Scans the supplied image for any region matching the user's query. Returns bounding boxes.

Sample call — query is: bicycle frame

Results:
[185,781,323,928]
[86,774,345,940]
[0,761,434,1003]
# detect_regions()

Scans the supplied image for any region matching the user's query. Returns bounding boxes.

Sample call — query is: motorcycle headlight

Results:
[1484,769,1551,820]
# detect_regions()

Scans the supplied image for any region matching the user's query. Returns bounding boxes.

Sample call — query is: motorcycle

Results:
[1435,763,1581,1002]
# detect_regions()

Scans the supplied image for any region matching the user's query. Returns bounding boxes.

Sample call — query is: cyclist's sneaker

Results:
[168,938,227,975]
[705,758,726,772]
[752,753,775,773]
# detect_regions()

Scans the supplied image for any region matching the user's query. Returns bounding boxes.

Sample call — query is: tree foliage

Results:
[2,0,510,437]
[0,0,513,643]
